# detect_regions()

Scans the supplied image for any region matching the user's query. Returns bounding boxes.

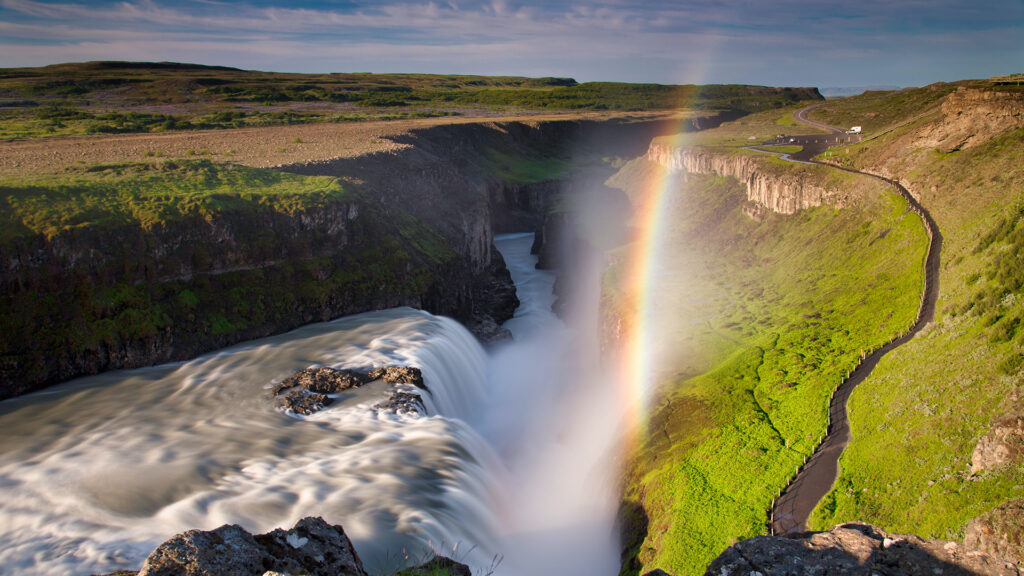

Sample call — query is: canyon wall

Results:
[647,143,855,214]
[0,116,679,399]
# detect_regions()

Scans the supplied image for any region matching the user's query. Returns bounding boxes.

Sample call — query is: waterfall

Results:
[0,233,623,576]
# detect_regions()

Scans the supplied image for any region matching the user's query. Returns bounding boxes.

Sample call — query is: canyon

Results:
[3,75,1024,576]
[0,115,690,398]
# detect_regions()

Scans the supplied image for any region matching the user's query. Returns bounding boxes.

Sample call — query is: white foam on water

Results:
[0,309,498,576]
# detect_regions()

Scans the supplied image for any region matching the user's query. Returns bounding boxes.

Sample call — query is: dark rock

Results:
[138,517,368,576]
[468,248,518,345]
[704,522,1020,576]
[273,365,427,415]
[276,389,334,415]
[254,516,368,576]
[466,315,513,345]
[274,366,369,395]
[367,366,426,390]
[965,498,1024,566]
[137,524,266,576]
[373,391,425,416]
[618,499,650,574]
[397,556,472,576]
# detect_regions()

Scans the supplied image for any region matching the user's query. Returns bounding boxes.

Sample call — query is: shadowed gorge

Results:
[2,59,1024,576]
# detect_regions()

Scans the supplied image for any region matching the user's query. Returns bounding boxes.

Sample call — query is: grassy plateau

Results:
[0,61,821,140]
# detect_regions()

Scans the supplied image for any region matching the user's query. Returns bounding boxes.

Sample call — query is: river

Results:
[0,233,623,576]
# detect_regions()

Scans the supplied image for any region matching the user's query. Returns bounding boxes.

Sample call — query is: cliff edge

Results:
[705,522,1021,576]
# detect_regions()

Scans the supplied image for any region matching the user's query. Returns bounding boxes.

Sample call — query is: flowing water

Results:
[0,233,623,576]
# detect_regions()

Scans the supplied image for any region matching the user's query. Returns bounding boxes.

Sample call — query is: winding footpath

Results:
[769,105,943,535]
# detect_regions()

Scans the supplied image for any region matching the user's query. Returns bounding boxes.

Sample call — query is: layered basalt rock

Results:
[647,144,854,215]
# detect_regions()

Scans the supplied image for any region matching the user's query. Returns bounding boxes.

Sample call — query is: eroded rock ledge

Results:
[703,522,1021,576]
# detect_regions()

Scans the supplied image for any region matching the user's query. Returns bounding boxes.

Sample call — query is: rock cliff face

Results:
[1,197,461,398]
[918,86,1024,153]
[647,144,854,214]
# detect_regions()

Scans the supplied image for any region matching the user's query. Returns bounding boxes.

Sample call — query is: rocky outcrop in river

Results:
[273,365,426,415]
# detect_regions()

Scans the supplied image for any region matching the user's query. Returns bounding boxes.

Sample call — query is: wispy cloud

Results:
[0,0,1021,85]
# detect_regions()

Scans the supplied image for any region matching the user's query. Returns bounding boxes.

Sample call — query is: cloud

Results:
[0,0,1021,85]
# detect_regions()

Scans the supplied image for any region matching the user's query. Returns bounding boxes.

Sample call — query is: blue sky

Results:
[1,0,1021,87]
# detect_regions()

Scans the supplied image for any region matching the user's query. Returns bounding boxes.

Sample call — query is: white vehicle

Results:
[847,126,862,134]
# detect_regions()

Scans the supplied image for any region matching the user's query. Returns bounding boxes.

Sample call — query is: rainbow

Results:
[617,126,690,448]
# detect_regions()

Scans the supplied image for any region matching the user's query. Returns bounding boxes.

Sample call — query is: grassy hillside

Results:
[806,83,959,137]
[0,61,822,139]
[807,91,1024,539]
[608,149,928,574]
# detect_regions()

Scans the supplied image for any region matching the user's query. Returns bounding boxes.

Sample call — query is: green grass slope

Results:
[808,99,1024,539]
[806,84,959,137]
[607,152,928,574]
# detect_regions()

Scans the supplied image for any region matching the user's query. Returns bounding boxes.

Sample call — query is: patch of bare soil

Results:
[0,110,678,177]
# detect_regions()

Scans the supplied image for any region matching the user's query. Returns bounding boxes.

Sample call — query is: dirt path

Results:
[770,106,942,535]
[0,110,678,178]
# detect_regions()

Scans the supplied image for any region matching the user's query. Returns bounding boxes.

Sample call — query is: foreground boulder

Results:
[134,516,471,576]
[272,367,372,396]
[138,517,367,576]
[704,522,1020,576]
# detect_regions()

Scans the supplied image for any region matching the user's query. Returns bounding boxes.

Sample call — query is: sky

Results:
[0,0,1021,88]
